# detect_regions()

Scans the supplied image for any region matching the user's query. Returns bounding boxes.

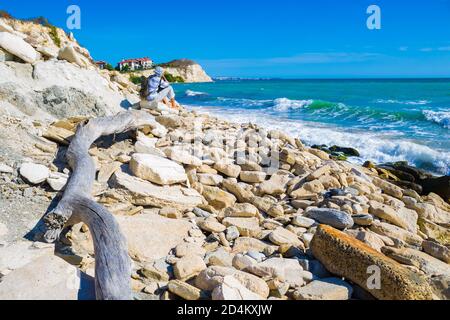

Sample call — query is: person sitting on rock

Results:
[140,66,180,109]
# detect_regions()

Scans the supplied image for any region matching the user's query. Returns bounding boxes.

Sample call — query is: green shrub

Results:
[121,65,130,73]
[105,64,114,71]
[48,25,61,47]
[164,72,184,83]
[130,75,144,85]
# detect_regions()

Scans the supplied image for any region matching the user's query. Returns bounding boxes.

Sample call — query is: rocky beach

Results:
[0,17,449,300]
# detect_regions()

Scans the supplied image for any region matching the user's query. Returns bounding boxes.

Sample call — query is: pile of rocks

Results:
[0,16,448,301]
[1,101,448,300]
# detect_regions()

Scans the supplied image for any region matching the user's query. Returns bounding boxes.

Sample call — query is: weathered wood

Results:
[43,110,164,300]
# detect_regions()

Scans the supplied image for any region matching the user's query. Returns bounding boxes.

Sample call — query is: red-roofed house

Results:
[95,61,107,69]
[117,57,153,71]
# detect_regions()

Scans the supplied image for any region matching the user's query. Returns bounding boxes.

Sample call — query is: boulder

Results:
[0,163,14,174]
[345,229,386,252]
[291,216,316,228]
[195,266,269,298]
[306,208,354,230]
[307,165,331,181]
[205,248,234,267]
[175,242,206,258]
[422,241,450,263]
[268,227,303,247]
[197,173,223,186]
[246,257,304,285]
[116,213,192,261]
[293,278,353,300]
[19,162,50,184]
[372,176,403,198]
[382,247,450,277]
[46,172,68,191]
[0,32,40,63]
[239,171,266,184]
[111,170,203,211]
[222,217,261,237]
[259,173,291,196]
[224,203,259,218]
[163,147,202,167]
[370,220,423,247]
[214,162,241,178]
[202,186,236,210]
[174,255,207,280]
[198,218,226,233]
[222,179,254,203]
[168,280,203,300]
[232,237,271,254]
[212,275,264,300]
[130,153,187,185]
[310,225,434,300]
[58,45,89,68]
[369,200,414,232]
[0,252,95,300]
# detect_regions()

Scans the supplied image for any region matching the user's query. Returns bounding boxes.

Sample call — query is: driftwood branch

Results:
[43,110,162,300]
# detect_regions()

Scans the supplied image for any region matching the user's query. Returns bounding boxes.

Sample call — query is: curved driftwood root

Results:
[43,110,163,300]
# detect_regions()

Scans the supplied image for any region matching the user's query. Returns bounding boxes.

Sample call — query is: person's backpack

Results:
[139,76,150,99]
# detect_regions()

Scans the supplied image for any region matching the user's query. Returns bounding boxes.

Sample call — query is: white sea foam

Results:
[185,90,208,97]
[184,104,450,175]
[272,98,314,111]
[375,99,430,105]
[423,110,450,129]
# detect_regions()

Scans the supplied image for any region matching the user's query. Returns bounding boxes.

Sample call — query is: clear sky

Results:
[2,0,450,78]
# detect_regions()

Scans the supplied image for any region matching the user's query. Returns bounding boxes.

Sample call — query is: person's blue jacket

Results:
[147,72,170,101]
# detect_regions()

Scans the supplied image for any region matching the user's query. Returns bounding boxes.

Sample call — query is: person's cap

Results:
[154,66,164,76]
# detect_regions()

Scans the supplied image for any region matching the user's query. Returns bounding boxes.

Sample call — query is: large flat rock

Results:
[0,251,95,300]
[117,213,193,261]
[111,170,203,211]
[310,225,434,300]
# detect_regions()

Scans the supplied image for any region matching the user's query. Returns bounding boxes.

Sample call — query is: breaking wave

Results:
[423,110,450,129]
[185,90,208,97]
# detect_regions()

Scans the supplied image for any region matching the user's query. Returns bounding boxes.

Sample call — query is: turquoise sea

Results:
[174,79,450,175]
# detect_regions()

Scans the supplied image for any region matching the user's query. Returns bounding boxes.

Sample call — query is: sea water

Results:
[174,79,450,175]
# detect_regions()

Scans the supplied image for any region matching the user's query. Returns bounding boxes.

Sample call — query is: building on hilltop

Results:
[95,61,107,69]
[117,57,153,71]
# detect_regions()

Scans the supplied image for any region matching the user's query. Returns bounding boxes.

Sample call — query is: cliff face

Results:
[134,59,213,83]
[0,17,140,122]
[163,59,213,83]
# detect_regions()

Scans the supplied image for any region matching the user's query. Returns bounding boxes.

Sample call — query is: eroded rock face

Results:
[310,225,434,300]
[0,31,40,63]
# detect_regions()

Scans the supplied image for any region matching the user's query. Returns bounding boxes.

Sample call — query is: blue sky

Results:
[2,0,450,78]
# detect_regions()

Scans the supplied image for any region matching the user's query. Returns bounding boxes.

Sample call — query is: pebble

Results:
[246,250,265,262]
[306,208,354,230]
[225,226,240,241]
[352,214,374,226]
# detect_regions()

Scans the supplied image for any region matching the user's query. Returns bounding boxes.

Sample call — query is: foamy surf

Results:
[375,99,431,105]
[272,98,314,111]
[423,110,450,129]
[185,90,208,97]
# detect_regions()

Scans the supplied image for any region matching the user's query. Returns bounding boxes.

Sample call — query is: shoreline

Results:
[181,102,450,178]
